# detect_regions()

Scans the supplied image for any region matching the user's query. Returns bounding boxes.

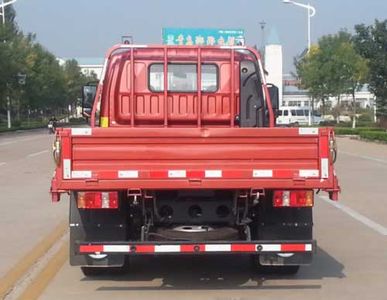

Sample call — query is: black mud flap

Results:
[254,206,314,266]
[69,192,127,267]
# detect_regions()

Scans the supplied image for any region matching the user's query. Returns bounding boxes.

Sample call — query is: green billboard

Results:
[162,28,245,46]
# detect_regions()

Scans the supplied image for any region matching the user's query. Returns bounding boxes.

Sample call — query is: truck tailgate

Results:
[51,127,338,192]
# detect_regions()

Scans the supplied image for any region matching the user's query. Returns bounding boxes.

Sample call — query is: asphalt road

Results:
[0,129,67,278]
[1,131,386,299]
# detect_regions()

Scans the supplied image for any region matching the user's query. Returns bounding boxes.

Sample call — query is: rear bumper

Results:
[77,240,316,256]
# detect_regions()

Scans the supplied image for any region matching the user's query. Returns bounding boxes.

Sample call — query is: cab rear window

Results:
[149,64,218,92]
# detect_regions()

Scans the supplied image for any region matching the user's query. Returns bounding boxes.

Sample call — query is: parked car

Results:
[277,107,322,126]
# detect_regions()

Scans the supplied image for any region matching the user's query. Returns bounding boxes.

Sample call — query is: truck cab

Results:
[50,44,339,276]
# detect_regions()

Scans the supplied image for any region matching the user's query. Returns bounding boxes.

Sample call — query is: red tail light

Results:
[273,190,314,207]
[77,192,119,209]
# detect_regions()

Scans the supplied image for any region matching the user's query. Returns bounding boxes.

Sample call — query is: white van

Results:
[276,107,322,126]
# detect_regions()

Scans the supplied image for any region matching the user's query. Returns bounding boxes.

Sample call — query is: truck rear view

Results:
[50,45,340,276]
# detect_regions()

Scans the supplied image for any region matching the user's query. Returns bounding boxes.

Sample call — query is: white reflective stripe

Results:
[71,171,92,179]
[205,170,222,178]
[168,170,186,178]
[205,244,231,252]
[321,158,329,179]
[118,170,139,178]
[260,244,281,252]
[87,243,313,254]
[305,244,313,251]
[155,245,181,253]
[71,128,92,136]
[103,245,130,253]
[63,159,71,179]
[299,128,318,135]
[253,170,273,178]
[299,169,319,178]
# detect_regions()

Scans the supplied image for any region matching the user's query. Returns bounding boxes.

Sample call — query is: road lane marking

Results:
[0,136,45,147]
[340,151,387,164]
[27,150,49,158]
[0,162,6,167]
[18,240,68,300]
[319,196,387,236]
[0,220,67,299]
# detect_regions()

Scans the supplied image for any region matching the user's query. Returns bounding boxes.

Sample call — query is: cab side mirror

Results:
[267,83,279,110]
[82,83,98,118]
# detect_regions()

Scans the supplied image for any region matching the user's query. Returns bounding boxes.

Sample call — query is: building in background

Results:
[264,29,283,106]
[58,57,104,80]
[75,57,104,80]
[283,73,376,113]
[262,29,376,116]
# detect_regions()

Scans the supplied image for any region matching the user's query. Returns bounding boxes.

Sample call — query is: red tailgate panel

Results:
[52,127,336,191]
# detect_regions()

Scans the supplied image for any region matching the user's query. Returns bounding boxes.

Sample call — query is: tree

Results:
[339,43,368,128]
[0,6,21,123]
[295,45,330,115]
[296,31,368,125]
[353,20,387,126]
[63,60,96,107]
[0,4,97,127]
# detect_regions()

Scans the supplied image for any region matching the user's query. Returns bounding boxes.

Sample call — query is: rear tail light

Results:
[273,190,314,207]
[77,192,119,209]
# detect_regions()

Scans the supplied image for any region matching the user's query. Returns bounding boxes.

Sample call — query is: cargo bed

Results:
[51,126,339,198]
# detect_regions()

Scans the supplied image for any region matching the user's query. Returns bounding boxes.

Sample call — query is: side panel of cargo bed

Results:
[52,127,337,191]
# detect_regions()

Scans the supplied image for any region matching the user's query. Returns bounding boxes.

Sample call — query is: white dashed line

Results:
[319,195,387,236]
[27,150,49,158]
[0,137,43,147]
[340,151,387,164]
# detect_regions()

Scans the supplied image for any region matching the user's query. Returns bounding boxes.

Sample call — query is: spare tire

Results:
[153,226,239,241]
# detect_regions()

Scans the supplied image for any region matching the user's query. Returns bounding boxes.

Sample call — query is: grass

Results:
[359,131,387,143]
[333,127,385,135]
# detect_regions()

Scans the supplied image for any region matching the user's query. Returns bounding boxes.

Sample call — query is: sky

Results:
[12,0,387,72]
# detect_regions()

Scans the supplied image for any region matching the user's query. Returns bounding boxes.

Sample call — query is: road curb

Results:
[17,240,69,300]
[0,220,67,299]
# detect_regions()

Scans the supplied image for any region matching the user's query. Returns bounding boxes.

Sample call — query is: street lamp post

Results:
[1,0,18,129]
[0,0,17,24]
[283,0,316,126]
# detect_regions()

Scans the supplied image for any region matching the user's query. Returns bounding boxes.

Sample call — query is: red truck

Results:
[50,44,340,276]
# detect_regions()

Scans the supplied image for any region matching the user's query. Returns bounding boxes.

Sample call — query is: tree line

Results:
[295,19,387,128]
[0,5,97,127]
